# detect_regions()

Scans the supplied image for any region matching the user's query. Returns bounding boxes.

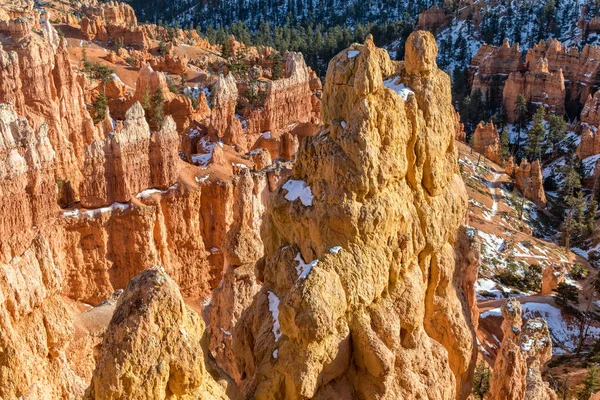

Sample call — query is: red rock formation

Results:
[132,63,196,131]
[80,103,180,208]
[541,264,565,296]
[208,73,244,148]
[454,107,466,141]
[80,1,149,50]
[471,121,502,164]
[0,103,57,261]
[508,158,547,208]
[577,125,600,160]
[208,169,264,381]
[469,40,523,105]
[416,8,450,34]
[0,235,85,399]
[0,15,99,205]
[503,59,565,123]
[526,39,600,104]
[488,298,557,400]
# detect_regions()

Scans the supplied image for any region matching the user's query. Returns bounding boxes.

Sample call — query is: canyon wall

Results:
[232,31,478,399]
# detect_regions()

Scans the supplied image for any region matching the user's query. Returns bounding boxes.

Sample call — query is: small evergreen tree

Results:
[515,94,528,154]
[158,40,169,57]
[472,361,491,399]
[500,127,511,162]
[272,52,283,80]
[92,92,108,124]
[578,365,600,400]
[555,282,579,306]
[526,106,546,160]
[560,162,584,250]
[150,88,165,128]
[547,113,567,154]
[221,37,232,59]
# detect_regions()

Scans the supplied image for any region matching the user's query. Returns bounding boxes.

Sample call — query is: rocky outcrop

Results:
[507,158,547,208]
[232,32,477,399]
[488,298,557,400]
[469,40,523,105]
[87,266,226,399]
[577,91,600,160]
[525,39,600,105]
[208,169,263,381]
[541,264,566,296]
[416,8,450,34]
[80,102,180,208]
[209,73,244,148]
[80,1,150,50]
[0,103,57,262]
[503,59,565,123]
[132,63,198,131]
[0,235,84,399]
[0,15,99,206]
[471,121,502,165]
[454,107,466,141]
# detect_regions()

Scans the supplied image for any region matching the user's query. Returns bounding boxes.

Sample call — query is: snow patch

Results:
[267,291,282,342]
[329,246,342,254]
[294,252,318,280]
[282,180,314,206]
[383,78,414,101]
[347,50,360,58]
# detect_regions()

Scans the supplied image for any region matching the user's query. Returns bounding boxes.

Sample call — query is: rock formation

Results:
[232,32,477,399]
[207,169,263,381]
[80,1,150,50]
[0,14,99,205]
[503,59,565,123]
[87,265,227,399]
[525,39,600,104]
[80,102,180,208]
[488,298,557,400]
[469,40,523,106]
[470,121,502,165]
[541,264,566,296]
[0,235,85,400]
[416,8,450,34]
[506,158,547,208]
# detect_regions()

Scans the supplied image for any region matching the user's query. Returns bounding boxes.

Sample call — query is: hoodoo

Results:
[232,31,478,399]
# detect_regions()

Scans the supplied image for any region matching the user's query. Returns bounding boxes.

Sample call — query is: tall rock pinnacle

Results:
[232,31,478,399]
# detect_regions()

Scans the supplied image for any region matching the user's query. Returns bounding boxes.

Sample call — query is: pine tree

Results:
[547,113,567,153]
[472,361,491,400]
[526,106,546,160]
[220,37,232,59]
[560,161,583,251]
[515,94,528,154]
[150,88,165,129]
[555,282,579,306]
[92,92,108,124]
[577,365,599,399]
[272,52,283,80]
[500,127,511,162]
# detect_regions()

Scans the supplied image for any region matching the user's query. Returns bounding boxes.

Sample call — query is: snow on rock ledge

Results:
[282,179,314,206]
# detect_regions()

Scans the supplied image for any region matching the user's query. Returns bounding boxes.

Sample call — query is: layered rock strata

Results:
[232,32,477,399]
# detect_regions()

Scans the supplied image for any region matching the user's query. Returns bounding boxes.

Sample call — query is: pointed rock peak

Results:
[405,30,438,74]
[125,101,145,121]
[502,38,511,48]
